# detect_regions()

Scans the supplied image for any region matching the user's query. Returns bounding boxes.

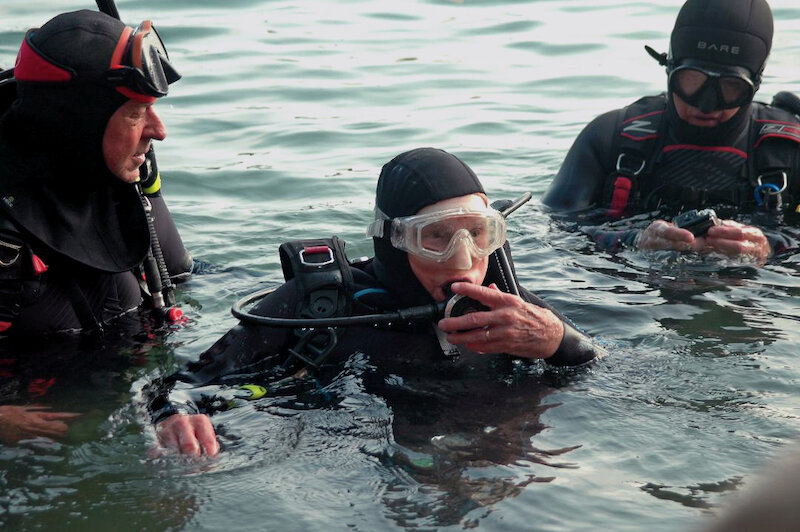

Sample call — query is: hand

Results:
[0,405,81,444]
[436,282,564,359]
[699,220,770,262]
[637,219,770,262]
[156,413,220,457]
[636,219,696,251]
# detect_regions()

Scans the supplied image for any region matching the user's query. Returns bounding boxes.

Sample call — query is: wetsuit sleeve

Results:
[147,281,299,423]
[541,110,620,213]
[519,287,606,366]
[763,224,800,257]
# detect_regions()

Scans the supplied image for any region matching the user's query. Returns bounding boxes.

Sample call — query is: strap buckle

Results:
[756,171,787,193]
[284,327,339,370]
[0,239,21,267]
[616,153,646,177]
[299,246,334,267]
[754,171,787,208]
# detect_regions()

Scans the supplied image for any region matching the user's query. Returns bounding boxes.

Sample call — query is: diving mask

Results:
[106,20,180,101]
[668,59,755,112]
[366,207,507,263]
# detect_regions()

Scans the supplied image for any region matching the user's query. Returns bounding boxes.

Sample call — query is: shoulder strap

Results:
[748,100,800,211]
[279,236,353,319]
[277,236,353,372]
[606,95,668,218]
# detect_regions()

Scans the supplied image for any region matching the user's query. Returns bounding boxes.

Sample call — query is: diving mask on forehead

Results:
[106,20,180,100]
[366,207,507,262]
[668,59,755,112]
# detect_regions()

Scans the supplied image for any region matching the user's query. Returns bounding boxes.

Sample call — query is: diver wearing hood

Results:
[0,10,192,336]
[542,0,800,263]
[149,148,605,458]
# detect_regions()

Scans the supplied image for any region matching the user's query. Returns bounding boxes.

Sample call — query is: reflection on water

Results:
[0,319,199,530]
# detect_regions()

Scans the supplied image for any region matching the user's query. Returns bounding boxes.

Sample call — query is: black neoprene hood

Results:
[371,148,486,306]
[669,0,773,77]
[0,10,152,272]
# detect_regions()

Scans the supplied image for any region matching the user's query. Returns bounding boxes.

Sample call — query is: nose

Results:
[143,106,167,141]
[447,237,474,270]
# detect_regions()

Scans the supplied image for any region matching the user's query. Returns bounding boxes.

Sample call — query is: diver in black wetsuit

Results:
[542,0,800,264]
[150,147,605,457]
[0,10,192,337]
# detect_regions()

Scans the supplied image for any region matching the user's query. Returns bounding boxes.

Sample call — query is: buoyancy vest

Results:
[604,93,800,220]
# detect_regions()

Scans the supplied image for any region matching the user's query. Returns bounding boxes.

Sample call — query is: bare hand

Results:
[436,282,564,359]
[156,413,220,457]
[637,219,770,262]
[636,220,695,251]
[0,405,81,444]
[700,220,770,262]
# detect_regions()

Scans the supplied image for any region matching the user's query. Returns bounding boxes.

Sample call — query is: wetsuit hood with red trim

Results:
[371,147,485,307]
[0,10,179,272]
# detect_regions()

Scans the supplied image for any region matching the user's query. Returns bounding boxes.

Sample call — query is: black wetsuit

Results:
[0,188,191,336]
[542,93,800,255]
[148,255,603,423]
[0,26,192,336]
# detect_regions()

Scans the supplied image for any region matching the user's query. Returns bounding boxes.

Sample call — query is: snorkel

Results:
[231,193,532,328]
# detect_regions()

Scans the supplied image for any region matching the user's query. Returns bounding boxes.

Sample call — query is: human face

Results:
[672,92,740,128]
[407,194,491,302]
[102,100,167,183]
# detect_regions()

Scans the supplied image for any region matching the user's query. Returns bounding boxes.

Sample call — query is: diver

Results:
[542,0,800,264]
[149,147,606,457]
[0,9,192,336]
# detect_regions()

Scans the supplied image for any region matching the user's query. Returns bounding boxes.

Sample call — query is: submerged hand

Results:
[437,282,564,359]
[637,219,770,263]
[156,413,220,457]
[699,220,770,262]
[0,405,81,444]
[636,220,695,251]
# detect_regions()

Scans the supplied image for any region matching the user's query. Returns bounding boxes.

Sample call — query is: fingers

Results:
[637,220,694,251]
[39,412,82,421]
[439,300,564,359]
[447,281,512,309]
[704,222,770,260]
[157,414,220,458]
[28,419,71,438]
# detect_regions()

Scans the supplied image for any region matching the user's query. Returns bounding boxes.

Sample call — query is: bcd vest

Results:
[604,93,800,221]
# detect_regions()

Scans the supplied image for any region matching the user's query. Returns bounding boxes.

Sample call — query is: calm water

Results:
[2,0,800,530]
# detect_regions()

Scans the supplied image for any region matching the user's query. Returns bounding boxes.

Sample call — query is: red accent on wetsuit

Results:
[27,377,56,398]
[14,38,73,82]
[0,322,11,334]
[31,254,47,275]
[607,177,632,218]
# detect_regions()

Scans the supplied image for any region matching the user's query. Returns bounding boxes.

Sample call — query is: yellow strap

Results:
[141,173,162,195]
[238,384,267,400]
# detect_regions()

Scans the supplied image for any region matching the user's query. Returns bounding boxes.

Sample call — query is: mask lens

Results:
[407,210,504,261]
[719,76,751,105]
[131,21,170,95]
[420,216,493,253]
[673,68,708,99]
[669,65,754,110]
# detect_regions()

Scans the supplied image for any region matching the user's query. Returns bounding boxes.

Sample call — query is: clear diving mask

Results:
[366,206,507,263]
